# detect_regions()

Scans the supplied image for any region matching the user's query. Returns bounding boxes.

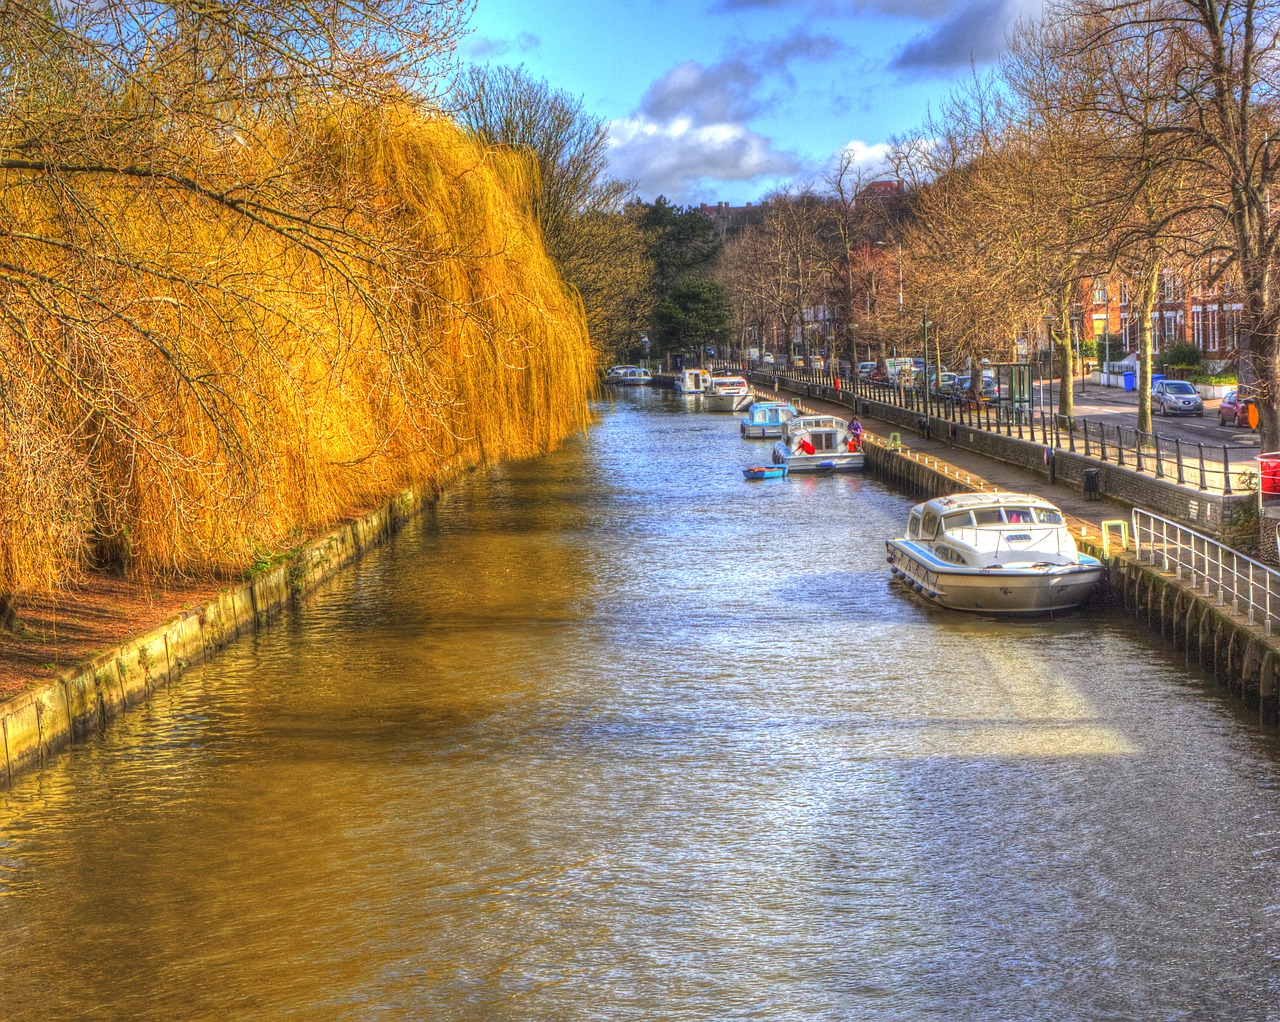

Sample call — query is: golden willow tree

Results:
[0,1,595,627]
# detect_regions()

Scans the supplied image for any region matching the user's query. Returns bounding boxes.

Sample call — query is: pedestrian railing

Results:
[1132,510,1279,636]
[721,359,1258,496]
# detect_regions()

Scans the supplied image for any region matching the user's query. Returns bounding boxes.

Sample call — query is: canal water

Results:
[3,388,1280,1020]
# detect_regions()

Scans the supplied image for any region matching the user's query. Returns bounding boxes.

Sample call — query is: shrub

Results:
[1158,341,1204,370]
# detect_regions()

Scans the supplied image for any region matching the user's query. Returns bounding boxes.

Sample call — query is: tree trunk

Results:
[1133,262,1159,436]
[1056,293,1074,419]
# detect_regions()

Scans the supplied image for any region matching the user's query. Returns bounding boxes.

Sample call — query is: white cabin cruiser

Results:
[674,367,712,394]
[740,401,798,438]
[704,374,752,412]
[604,365,653,386]
[771,415,864,472]
[885,492,1103,614]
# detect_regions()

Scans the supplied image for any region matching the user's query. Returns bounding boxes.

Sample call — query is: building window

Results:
[1092,277,1108,304]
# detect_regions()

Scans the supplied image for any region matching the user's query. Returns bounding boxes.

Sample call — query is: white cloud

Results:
[831,139,892,176]
[608,116,801,202]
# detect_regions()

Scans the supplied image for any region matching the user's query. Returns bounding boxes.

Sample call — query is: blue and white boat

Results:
[604,365,653,386]
[885,492,1103,614]
[740,401,798,438]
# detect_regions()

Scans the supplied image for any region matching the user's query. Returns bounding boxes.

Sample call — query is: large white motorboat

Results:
[771,414,864,472]
[704,374,752,412]
[604,365,653,386]
[740,400,798,438]
[674,367,712,395]
[885,491,1104,614]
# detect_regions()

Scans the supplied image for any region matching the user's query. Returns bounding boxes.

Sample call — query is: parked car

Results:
[1218,389,1257,428]
[792,355,806,368]
[1153,379,1205,417]
[931,371,959,396]
[951,374,998,402]
[761,352,775,365]
[857,361,877,379]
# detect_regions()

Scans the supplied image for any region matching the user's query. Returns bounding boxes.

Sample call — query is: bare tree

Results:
[1060,0,1280,446]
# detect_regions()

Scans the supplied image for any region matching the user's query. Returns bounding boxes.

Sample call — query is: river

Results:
[2,387,1279,1020]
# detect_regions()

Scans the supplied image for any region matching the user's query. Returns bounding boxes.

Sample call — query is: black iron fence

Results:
[713,360,1258,495]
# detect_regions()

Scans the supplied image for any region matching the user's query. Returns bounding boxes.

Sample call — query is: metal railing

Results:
[724,360,1259,496]
[1132,509,1279,636]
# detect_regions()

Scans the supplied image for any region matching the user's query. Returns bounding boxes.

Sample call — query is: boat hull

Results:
[771,449,865,472]
[743,465,788,480]
[885,540,1103,614]
[705,393,753,412]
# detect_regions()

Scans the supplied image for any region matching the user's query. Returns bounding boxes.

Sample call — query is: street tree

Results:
[1061,0,1280,448]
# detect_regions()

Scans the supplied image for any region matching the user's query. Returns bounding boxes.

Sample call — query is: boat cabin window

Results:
[920,511,940,539]
[1034,508,1064,525]
[908,511,922,539]
[972,508,1005,527]
[936,545,967,565]
[1003,507,1034,524]
[812,431,837,451]
[942,511,974,531]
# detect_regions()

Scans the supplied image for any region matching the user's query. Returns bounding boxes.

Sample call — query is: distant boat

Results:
[674,367,712,394]
[704,374,752,412]
[885,491,1104,614]
[771,415,864,473]
[604,365,653,386]
[740,401,798,438]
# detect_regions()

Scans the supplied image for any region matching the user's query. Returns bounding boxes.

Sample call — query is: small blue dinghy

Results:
[743,465,788,480]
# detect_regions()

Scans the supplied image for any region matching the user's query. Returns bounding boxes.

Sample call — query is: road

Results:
[1033,379,1260,452]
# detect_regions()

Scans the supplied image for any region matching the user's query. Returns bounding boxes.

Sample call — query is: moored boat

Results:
[771,415,864,473]
[674,367,712,395]
[704,374,752,412]
[604,365,653,386]
[740,400,798,438]
[885,491,1103,614]
[743,465,788,480]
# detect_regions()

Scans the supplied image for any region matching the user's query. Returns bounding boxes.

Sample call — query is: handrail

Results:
[1131,509,1278,636]
[738,364,1256,496]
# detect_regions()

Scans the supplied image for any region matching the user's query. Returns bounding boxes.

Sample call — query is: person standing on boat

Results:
[849,418,864,451]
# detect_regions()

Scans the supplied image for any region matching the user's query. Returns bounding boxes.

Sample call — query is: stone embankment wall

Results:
[0,475,460,786]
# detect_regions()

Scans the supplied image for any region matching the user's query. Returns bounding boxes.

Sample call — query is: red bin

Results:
[1257,452,1280,496]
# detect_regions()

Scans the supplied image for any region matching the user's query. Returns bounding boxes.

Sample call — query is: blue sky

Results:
[464,0,1044,205]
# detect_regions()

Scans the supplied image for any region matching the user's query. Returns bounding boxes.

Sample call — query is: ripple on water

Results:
[2,387,1280,1020]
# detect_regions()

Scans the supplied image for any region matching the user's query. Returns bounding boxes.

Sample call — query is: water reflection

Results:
[2,386,1279,1020]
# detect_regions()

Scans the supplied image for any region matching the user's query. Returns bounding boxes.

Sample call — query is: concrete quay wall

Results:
[0,475,461,787]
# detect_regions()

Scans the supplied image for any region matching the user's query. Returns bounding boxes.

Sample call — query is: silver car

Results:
[1153,379,1205,417]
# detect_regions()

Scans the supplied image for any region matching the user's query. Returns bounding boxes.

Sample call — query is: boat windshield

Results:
[951,506,1061,528]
